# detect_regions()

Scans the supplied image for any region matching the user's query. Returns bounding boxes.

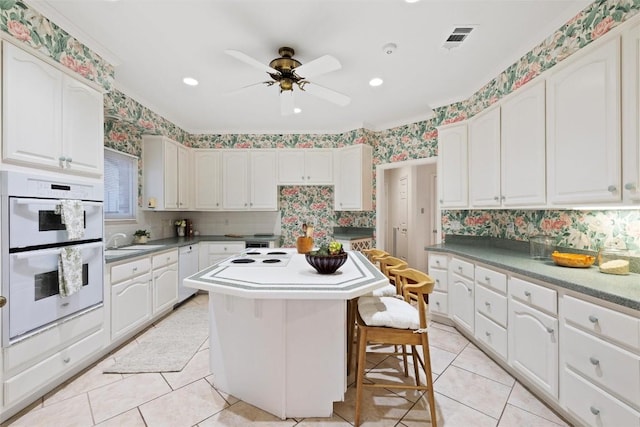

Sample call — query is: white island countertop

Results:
[184,248,388,300]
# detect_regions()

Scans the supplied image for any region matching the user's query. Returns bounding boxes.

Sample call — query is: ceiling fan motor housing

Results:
[269,47,302,91]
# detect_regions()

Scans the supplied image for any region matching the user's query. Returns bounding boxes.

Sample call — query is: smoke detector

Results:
[443,26,476,50]
[382,43,397,55]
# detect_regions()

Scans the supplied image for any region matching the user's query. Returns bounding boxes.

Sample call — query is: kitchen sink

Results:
[104,249,143,257]
[123,244,166,250]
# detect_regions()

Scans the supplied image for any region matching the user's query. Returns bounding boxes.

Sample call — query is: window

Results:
[104,148,138,221]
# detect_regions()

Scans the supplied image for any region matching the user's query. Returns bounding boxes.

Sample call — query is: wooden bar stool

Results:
[354,268,437,427]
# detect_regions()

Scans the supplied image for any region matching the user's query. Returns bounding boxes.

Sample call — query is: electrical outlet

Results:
[224,218,229,226]
[507,222,515,233]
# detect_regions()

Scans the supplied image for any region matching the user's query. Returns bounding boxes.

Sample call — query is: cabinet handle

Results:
[485,276,490,282]
[435,301,440,306]
[307,176,310,180]
[465,286,472,294]
[494,196,499,201]
[435,279,440,284]
[458,266,463,272]
[435,260,440,265]
[524,291,531,297]
[301,176,305,180]
[546,327,554,334]
[61,302,69,307]
[132,267,138,272]
[0,296,6,308]
[439,199,443,204]
[63,357,71,363]
[607,185,617,193]
[484,301,490,307]
[590,406,600,416]
[624,182,637,191]
[485,331,491,337]
[589,357,600,366]
[501,195,505,201]
[588,315,598,323]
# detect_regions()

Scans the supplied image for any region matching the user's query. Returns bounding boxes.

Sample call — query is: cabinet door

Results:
[194,150,222,209]
[111,273,152,340]
[305,150,333,184]
[469,107,501,207]
[177,145,191,209]
[153,264,178,314]
[250,150,278,210]
[3,42,62,169]
[501,81,546,206]
[335,145,372,211]
[508,298,559,398]
[163,141,179,209]
[547,37,621,204]
[62,75,104,176]
[622,21,640,202]
[449,273,474,333]
[222,151,249,209]
[277,150,305,184]
[437,123,468,208]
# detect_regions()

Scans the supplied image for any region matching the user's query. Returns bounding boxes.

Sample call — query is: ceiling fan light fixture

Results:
[182,77,199,86]
[369,77,384,87]
[294,107,302,114]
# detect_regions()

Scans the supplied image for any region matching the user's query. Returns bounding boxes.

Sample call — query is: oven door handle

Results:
[14,199,103,207]
[12,242,104,259]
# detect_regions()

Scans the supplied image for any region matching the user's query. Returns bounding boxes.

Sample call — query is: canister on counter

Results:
[598,247,630,275]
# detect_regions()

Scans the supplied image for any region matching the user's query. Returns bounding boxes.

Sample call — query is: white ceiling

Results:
[28,0,591,134]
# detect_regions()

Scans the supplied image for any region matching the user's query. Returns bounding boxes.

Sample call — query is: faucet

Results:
[106,233,127,249]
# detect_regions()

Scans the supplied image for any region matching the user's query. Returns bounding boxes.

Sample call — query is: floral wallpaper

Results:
[5,0,639,251]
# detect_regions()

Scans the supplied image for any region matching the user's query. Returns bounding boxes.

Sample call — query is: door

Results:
[394,174,409,260]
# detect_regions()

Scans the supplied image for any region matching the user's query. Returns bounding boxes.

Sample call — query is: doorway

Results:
[376,158,439,273]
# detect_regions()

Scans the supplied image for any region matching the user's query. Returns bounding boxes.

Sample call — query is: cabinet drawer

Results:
[429,268,448,292]
[476,284,508,327]
[475,265,506,294]
[509,277,557,315]
[450,257,474,280]
[203,242,245,254]
[152,249,178,269]
[4,328,105,407]
[110,257,151,284]
[428,253,448,269]
[563,324,640,404]
[475,312,508,360]
[563,295,640,351]
[563,368,640,427]
[429,291,448,315]
[4,307,103,374]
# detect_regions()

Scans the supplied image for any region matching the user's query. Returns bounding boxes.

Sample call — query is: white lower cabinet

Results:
[560,295,640,426]
[474,265,508,360]
[151,250,179,314]
[199,242,245,269]
[111,272,152,340]
[428,253,449,317]
[508,277,559,399]
[448,257,475,334]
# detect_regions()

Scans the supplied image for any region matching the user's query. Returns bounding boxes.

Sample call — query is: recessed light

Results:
[183,77,199,86]
[294,107,302,114]
[405,0,420,3]
[369,77,383,87]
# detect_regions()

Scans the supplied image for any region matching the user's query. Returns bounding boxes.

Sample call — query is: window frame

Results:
[104,147,138,222]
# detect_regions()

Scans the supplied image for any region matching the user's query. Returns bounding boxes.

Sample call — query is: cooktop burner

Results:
[262,258,281,264]
[231,258,256,264]
[267,251,287,255]
[245,251,261,255]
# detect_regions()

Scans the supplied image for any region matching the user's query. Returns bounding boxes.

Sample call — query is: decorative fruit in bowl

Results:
[305,241,347,274]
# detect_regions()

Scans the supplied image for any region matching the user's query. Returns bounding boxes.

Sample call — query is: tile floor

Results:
[4,293,572,426]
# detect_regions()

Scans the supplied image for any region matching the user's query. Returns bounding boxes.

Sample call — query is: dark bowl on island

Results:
[305,252,348,274]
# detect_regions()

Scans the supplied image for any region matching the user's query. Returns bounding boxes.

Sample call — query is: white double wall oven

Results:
[1,172,104,347]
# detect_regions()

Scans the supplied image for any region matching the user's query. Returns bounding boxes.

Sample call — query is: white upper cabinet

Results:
[469,107,501,207]
[622,19,640,203]
[500,81,547,206]
[142,135,191,210]
[193,149,222,210]
[222,150,277,211]
[546,36,622,205]
[334,144,373,211]
[437,123,468,208]
[277,149,333,185]
[3,42,104,177]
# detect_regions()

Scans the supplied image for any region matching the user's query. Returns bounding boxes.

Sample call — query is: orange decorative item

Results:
[296,223,314,254]
[551,251,595,268]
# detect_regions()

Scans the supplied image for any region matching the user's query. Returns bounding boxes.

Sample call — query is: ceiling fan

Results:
[225,47,351,115]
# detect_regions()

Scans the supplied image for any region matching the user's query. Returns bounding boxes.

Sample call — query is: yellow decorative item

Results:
[551,251,595,268]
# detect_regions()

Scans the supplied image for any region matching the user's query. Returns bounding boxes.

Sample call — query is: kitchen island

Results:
[184,249,388,419]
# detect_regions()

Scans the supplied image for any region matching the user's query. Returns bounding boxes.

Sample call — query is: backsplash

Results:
[442,209,640,253]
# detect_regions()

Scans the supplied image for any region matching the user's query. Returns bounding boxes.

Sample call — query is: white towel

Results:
[59,200,84,240]
[58,247,83,297]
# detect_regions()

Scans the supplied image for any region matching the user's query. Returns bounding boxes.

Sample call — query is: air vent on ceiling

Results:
[443,26,475,49]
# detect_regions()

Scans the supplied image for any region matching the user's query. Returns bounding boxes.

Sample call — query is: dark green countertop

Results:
[426,236,640,311]
[332,227,374,241]
[105,234,280,263]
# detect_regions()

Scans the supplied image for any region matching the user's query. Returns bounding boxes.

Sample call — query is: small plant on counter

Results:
[174,220,186,227]
[310,241,344,257]
[134,229,150,238]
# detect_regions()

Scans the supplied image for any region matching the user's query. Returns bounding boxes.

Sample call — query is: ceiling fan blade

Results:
[294,54,341,79]
[225,49,280,75]
[280,90,295,116]
[222,81,272,97]
[301,82,351,107]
